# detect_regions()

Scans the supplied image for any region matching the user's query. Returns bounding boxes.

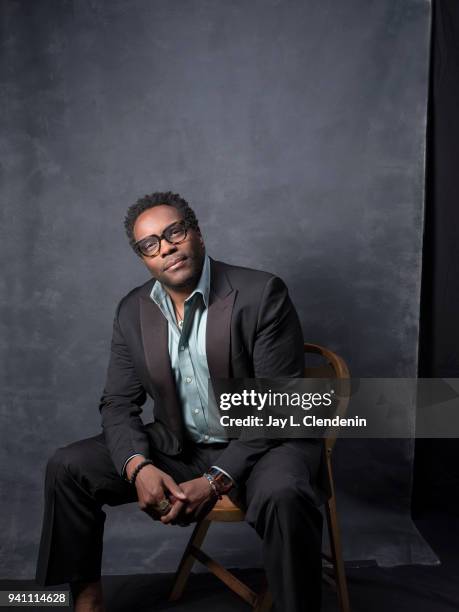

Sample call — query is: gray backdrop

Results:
[0,0,434,578]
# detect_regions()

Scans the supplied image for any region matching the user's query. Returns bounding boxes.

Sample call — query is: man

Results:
[36,192,326,612]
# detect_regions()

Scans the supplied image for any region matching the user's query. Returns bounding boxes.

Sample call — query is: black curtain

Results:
[414,0,459,517]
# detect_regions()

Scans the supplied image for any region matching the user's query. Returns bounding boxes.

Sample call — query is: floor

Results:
[1,517,458,611]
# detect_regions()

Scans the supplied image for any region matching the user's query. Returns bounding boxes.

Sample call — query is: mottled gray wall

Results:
[0,0,432,578]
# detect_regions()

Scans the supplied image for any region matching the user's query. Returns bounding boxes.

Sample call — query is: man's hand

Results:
[160,476,218,525]
[126,456,187,519]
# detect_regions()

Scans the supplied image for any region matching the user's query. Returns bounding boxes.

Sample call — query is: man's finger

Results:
[185,503,198,515]
[163,478,188,501]
[160,500,185,524]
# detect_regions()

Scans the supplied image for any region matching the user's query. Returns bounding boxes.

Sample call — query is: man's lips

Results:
[164,255,187,272]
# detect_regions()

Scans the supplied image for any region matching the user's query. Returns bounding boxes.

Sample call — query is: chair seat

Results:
[206,495,246,522]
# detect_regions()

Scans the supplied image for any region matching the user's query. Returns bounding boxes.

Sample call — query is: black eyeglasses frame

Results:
[133,220,189,258]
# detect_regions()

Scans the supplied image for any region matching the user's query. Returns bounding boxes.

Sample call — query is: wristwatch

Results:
[206,467,233,495]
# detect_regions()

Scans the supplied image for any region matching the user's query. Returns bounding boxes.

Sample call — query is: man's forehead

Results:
[134,205,183,238]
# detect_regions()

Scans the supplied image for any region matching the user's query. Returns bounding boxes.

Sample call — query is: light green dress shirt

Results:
[150,253,227,444]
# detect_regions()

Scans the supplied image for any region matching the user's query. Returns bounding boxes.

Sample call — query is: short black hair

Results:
[124,191,199,251]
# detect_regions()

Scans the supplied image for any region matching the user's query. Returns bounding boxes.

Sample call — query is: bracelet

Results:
[129,459,155,486]
[203,473,222,499]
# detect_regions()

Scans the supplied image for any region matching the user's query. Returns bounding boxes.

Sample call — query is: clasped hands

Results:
[133,464,218,526]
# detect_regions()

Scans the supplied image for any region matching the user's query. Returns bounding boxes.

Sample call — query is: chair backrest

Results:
[303,343,350,453]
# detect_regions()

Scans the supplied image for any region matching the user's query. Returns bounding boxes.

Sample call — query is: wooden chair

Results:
[169,343,351,612]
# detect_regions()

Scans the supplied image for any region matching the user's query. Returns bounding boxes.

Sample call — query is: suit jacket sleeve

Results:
[99,300,150,475]
[213,275,304,483]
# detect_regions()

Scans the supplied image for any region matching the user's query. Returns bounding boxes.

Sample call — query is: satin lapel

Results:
[206,259,237,380]
[139,295,183,435]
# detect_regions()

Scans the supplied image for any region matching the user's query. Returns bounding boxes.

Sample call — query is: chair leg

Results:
[325,456,351,612]
[253,577,272,612]
[169,519,211,601]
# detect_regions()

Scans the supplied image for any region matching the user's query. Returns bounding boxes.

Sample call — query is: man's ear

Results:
[196,226,205,247]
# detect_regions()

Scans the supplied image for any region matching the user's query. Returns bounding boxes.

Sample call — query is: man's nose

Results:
[160,241,177,257]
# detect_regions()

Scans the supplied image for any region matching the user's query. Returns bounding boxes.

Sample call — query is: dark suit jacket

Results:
[99,257,306,483]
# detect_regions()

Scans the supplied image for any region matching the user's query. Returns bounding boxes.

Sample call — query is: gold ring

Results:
[155,498,172,515]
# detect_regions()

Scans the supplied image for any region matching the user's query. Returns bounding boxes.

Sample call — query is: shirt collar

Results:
[150,253,210,309]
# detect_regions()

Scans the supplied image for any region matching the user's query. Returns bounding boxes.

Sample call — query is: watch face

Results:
[209,470,232,493]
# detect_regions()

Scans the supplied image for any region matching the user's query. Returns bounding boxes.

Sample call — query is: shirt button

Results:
[204,434,209,441]
[194,408,199,414]
[180,346,185,351]
[185,376,192,383]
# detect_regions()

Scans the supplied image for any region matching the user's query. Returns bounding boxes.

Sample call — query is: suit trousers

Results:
[35,432,324,612]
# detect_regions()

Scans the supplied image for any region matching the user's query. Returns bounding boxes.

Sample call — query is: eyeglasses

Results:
[134,220,188,258]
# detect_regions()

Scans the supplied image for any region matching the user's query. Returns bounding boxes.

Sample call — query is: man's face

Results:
[133,205,205,290]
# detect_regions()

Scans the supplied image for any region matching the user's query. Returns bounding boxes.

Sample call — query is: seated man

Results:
[35,191,326,612]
